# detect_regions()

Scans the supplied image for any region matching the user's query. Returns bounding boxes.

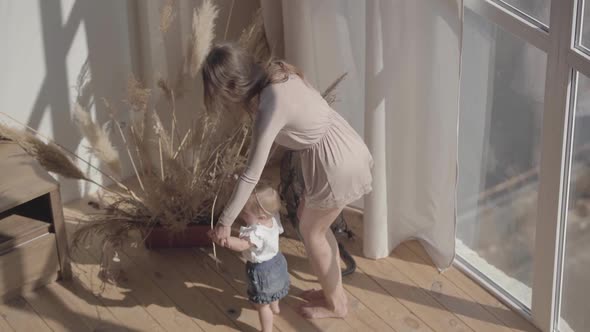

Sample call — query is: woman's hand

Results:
[208,223,231,247]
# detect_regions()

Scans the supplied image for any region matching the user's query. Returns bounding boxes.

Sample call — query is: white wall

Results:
[0,0,136,202]
[0,0,259,203]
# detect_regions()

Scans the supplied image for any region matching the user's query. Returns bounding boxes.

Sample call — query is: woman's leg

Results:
[299,230,342,302]
[297,201,348,318]
[300,288,324,301]
[255,304,273,332]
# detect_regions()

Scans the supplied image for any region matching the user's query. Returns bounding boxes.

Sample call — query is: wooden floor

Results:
[0,201,540,332]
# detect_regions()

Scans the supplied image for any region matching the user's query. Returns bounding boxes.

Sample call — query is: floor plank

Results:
[205,245,331,332]
[0,296,52,332]
[0,193,537,332]
[23,284,92,332]
[0,314,14,332]
[70,249,167,332]
[295,229,436,332]
[87,246,203,332]
[66,200,232,332]
[404,241,539,332]
[342,212,475,332]
[389,244,513,332]
[67,202,201,332]
[280,237,396,332]
[162,248,268,332]
[49,278,130,332]
[123,244,241,332]
[339,257,436,332]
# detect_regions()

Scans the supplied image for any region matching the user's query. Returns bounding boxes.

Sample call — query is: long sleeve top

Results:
[217,74,350,226]
[217,84,286,226]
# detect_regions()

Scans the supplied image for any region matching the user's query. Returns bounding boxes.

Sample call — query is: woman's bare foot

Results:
[300,289,325,301]
[270,301,280,315]
[298,302,348,319]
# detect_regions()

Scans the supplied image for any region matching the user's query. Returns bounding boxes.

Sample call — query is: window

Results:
[578,0,590,51]
[458,0,590,331]
[501,0,550,25]
[458,8,547,307]
[559,72,590,332]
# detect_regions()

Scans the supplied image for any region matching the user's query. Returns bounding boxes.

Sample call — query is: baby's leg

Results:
[255,303,273,332]
[270,300,280,314]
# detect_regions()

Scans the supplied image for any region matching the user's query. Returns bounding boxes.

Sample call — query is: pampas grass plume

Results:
[0,123,87,180]
[322,73,348,106]
[238,8,271,64]
[160,0,175,34]
[189,0,218,78]
[127,76,151,112]
[73,103,122,176]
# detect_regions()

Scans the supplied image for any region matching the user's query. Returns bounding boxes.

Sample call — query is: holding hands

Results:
[207,223,231,247]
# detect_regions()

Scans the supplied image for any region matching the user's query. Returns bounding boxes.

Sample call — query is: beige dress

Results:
[218,75,374,226]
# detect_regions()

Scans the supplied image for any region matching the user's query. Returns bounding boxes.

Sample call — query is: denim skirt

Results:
[245,252,290,304]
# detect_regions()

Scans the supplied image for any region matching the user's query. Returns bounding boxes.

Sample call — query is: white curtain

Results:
[262,0,463,270]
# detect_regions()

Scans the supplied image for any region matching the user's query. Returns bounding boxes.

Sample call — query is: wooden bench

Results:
[0,142,71,301]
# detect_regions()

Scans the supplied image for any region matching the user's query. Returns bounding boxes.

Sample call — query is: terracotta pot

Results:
[144,223,212,249]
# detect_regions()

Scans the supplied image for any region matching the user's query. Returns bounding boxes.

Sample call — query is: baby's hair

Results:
[245,184,281,217]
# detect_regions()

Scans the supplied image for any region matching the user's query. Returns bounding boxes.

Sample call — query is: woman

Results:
[206,43,373,319]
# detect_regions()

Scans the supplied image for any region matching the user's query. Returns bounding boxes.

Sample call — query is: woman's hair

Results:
[202,42,303,112]
[244,184,282,217]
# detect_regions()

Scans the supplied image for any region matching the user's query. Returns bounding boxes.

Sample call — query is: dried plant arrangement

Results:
[0,1,347,271]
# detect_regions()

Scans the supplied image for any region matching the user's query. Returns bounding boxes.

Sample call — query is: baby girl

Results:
[209,184,289,332]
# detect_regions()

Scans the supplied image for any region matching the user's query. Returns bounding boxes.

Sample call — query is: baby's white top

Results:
[239,214,284,263]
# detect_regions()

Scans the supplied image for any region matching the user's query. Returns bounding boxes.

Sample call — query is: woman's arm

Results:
[217,89,285,227]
